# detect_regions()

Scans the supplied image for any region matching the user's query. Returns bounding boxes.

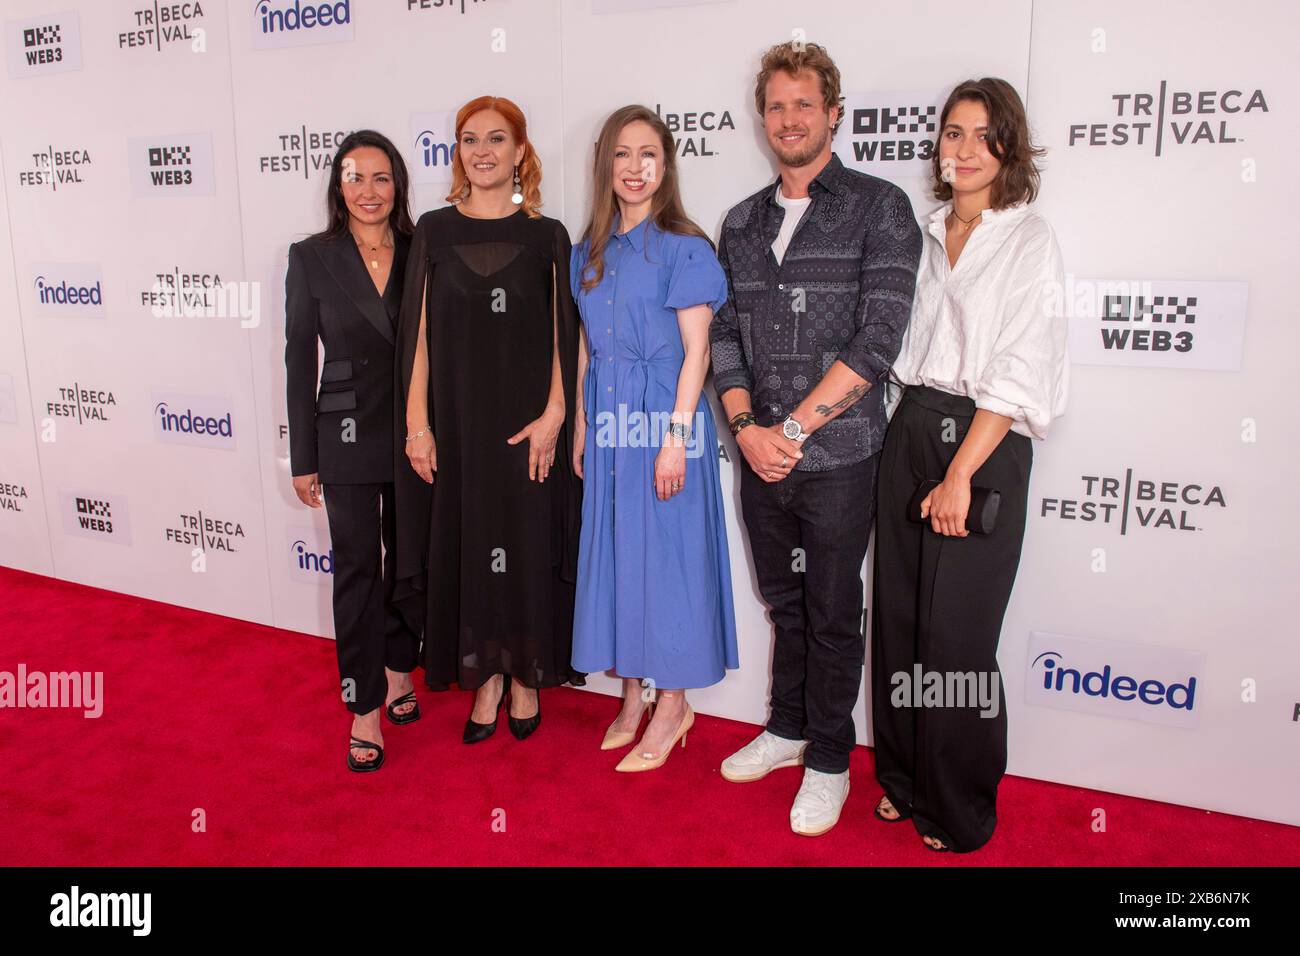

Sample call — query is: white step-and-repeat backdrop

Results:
[1,0,1295,827]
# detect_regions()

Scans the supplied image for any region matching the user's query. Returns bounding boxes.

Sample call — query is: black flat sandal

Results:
[875,795,911,823]
[347,737,385,773]
[385,691,420,725]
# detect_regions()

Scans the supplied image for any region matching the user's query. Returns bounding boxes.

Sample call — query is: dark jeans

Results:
[322,482,421,715]
[739,454,878,774]
[870,385,1031,852]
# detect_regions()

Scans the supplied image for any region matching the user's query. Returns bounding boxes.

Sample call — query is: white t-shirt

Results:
[889,201,1069,440]
[770,185,812,265]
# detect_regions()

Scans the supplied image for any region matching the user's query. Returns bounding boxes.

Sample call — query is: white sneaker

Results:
[789,768,850,836]
[720,730,807,783]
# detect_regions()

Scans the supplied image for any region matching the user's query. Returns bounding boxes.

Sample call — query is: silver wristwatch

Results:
[781,415,808,442]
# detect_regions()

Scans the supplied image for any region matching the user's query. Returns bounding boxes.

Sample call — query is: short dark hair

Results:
[932,78,1044,208]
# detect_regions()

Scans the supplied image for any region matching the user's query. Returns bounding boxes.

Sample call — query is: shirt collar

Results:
[767,151,847,206]
[610,213,652,252]
[926,200,1030,239]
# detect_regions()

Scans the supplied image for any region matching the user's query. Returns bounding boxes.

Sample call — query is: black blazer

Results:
[284,230,410,484]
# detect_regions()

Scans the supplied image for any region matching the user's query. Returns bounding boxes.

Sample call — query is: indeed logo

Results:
[35,274,102,306]
[414,130,455,169]
[1032,651,1196,711]
[155,402,232,437]
[292,539,333,574]
[255,0,350,34]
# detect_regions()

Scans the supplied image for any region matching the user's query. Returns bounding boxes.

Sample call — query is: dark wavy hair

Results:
[311,129,416,240]
[931,78,1045,208]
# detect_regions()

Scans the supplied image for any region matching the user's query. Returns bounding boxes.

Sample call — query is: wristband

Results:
[728,412,758,436]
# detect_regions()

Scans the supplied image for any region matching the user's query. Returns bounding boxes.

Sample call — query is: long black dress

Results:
[394,204,583,692]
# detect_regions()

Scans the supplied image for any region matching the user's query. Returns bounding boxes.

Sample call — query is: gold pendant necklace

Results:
[354,228,391,270]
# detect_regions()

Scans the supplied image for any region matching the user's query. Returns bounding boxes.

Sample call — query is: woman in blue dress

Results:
[570,105,739,772]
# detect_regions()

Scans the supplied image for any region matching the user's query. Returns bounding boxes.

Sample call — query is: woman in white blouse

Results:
[870,78,1068,852]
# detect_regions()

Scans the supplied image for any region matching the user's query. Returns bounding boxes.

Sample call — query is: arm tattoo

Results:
[815,383,870,418]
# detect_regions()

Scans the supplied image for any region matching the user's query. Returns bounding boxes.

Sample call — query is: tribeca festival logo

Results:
[6,11,82,78]
[128,134,216,197]
[165,506,245,554]
[46,382,116,426]
[289,533,334,581]
[405,0,493,16]
[141,264,257,326]
[1040,469,1226,534]
[1025,631,1202,728]
[251,0,353,50]
[15,142,92,191]
[653,102,735,158]
[836,88,941,175]
[31,264,105,318]
[116,2,206,53]
[1067,82,1269,156]
[0,481,29,514]
[61,491,132,545]
[259,124,353,178]
[152,392,236,449]
[1057,277,1248,371]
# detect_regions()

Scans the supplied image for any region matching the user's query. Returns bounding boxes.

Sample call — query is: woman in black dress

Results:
[395,96,583,743]
[284,130,423,773]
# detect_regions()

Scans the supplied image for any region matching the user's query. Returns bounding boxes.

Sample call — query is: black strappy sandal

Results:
[874,795,911,823]
[922,836,951,852]
[347,736,385,773]
[385,691,420,725]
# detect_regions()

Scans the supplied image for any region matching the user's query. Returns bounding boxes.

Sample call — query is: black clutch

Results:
[907,479,1001,535]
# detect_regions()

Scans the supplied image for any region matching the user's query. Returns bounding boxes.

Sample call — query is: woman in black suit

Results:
[284,130,422,772]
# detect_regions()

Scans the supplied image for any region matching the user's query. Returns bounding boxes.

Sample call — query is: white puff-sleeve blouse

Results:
[890,201,1069,440]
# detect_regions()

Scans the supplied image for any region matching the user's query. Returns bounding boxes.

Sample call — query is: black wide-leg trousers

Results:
[322,482,420,715]
[870,385,1032,852]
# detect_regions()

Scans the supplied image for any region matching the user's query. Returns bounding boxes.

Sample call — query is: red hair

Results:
[444,95,543,217]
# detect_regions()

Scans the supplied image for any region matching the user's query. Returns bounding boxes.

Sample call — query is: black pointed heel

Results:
[463,674,510,744]
[385,690,420,725]
[347,736,385,772]
[508,683,541,741]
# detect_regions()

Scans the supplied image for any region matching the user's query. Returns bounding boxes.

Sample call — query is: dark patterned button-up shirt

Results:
[710,152,922,471]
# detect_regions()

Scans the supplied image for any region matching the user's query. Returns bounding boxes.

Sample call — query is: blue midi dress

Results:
[570,215,739,689]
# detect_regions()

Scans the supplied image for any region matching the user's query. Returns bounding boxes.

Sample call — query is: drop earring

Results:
[511,165,523,205]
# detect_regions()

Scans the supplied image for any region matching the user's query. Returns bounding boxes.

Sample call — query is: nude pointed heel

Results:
[614,704,693,773]
[601,700,654,750]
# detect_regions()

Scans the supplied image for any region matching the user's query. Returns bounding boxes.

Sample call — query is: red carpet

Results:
[1,565,1296,867]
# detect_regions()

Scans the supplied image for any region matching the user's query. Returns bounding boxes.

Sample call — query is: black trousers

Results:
[322,482,420,715]
[739,454,877,774]
[870,385,1032,852]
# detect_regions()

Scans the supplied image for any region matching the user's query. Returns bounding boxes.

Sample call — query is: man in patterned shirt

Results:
[712,41,922,836]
